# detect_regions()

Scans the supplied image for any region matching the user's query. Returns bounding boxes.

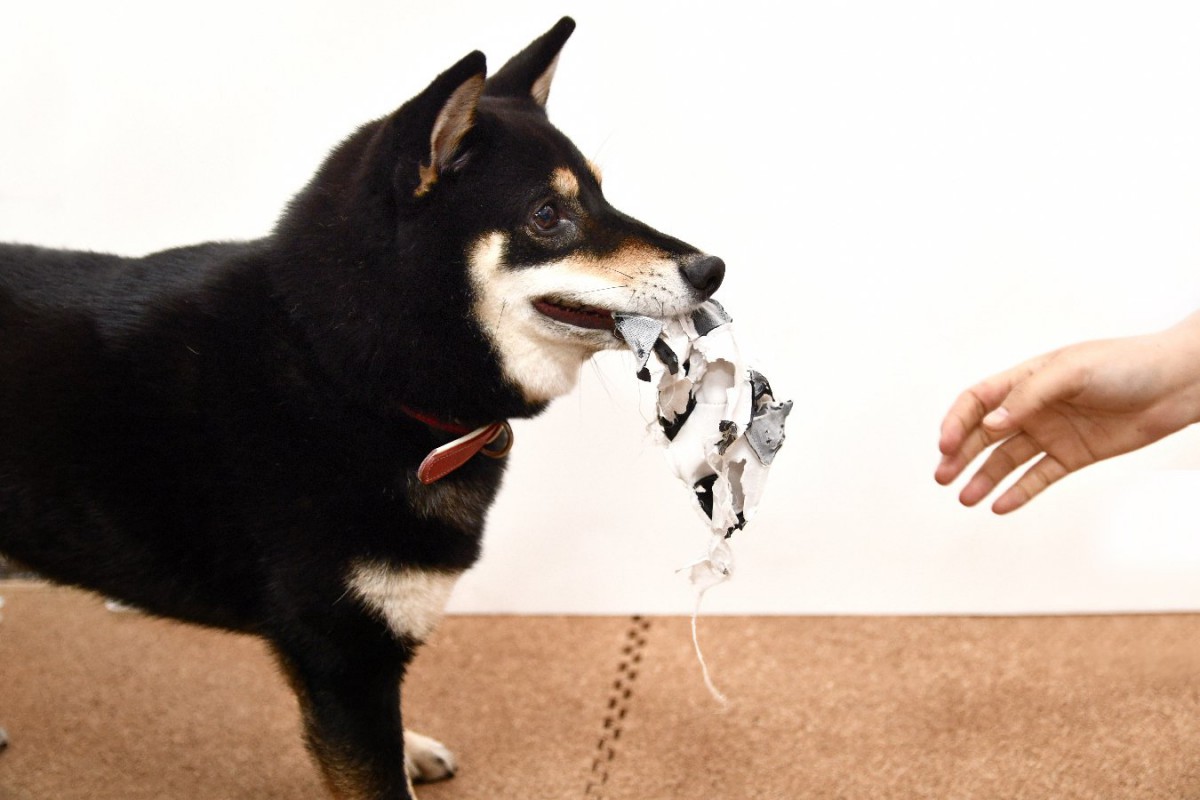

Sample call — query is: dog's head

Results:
[276,18,723,421]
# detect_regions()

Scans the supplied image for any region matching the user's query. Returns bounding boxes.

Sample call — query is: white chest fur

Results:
[346,562,460,642]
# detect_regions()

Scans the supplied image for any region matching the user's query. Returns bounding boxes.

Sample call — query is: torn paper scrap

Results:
[613,314,663,373]
[614,299,791,558]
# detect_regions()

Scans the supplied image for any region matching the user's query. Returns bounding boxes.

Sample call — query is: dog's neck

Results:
[400,405,514,484]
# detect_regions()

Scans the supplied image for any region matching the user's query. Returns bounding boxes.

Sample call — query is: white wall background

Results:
[2,1,1198,615]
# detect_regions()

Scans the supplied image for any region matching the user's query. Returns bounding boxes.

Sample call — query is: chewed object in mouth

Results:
[613,298,792,569]
[533,298,615,331]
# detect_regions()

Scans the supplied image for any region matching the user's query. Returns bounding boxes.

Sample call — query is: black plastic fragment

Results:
[659,394,697,442]
[652,338,679,375]
[693,473,718,520]
[716,420,738,455]
[691,300,733,336]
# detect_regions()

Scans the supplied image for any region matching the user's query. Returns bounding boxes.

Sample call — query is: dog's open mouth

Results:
[533,298,616,331]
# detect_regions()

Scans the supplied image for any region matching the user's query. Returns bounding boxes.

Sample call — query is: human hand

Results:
[935,312,1200,513]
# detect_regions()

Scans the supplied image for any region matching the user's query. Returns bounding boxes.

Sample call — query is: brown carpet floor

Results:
[2,583,1200,799]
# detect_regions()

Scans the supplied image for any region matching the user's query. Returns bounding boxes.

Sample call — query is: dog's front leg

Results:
[274,639,419,800]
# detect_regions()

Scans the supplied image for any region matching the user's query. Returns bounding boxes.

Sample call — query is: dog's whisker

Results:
[574,285,630,296]
[589,357,622,406]
[598,265,635,280]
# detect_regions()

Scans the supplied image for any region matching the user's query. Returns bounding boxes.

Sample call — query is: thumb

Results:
[981,405,1013,430]
[982,356,1081,432]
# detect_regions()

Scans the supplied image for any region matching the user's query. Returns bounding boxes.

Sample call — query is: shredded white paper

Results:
[615,300,791,704]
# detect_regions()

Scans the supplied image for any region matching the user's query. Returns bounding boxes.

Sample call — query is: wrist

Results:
[1162,311,1200,426]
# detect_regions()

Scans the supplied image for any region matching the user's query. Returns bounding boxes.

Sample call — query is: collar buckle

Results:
[414,420,514,484]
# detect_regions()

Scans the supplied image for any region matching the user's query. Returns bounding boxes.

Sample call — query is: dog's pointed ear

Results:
[484,17,575,109]
[405,50,487,198]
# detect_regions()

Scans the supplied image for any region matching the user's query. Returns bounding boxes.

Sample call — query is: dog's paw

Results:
[403,730,457,783]
[0,725,9,751]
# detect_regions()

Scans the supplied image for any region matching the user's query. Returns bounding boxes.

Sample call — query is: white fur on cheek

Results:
[347,563,460,642]
[468,233,593,404]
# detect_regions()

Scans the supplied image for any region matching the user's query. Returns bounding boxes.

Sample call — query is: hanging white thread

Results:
[690,582,729,708]
[681,536,733,707]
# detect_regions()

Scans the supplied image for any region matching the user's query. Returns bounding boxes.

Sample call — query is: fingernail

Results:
[982,407,1010,428]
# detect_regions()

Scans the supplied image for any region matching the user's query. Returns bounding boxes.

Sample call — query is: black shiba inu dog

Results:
[0,18,724,799]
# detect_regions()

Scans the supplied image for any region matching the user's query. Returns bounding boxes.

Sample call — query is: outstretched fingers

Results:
[956,432,1042,506]
[936,373,1025,484]
[938,385,998,458]
[992,454,1071,514]
[937,353,1075,486]
[952,429,1074,513]
[937,418,1011,485]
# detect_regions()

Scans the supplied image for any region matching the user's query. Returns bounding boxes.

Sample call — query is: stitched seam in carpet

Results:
[583,615,650,799]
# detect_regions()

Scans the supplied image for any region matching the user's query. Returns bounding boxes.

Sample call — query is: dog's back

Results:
[0,242,247,335]
[0,241,285,627]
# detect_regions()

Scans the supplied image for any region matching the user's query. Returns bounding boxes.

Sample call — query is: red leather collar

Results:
[401,406,513,484]
[400,405,476,436]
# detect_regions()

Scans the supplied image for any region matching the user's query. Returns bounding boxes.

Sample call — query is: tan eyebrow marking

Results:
[585,159,603,185]
[551,167,580,198]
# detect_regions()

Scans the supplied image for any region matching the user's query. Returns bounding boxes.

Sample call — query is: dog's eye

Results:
[531,203,561,232]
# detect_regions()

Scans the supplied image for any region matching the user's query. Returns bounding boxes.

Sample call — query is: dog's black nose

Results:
[681,255,725,297]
